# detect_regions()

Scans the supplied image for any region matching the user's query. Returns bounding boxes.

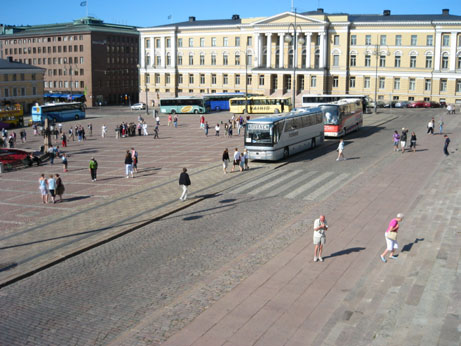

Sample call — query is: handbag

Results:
[386,231,397,241]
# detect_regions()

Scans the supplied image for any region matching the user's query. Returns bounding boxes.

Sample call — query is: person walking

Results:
[155,114,160,126]
[438,118,444,134]
[153,125,159,139]
[443,134,450,156]
[61,133,67,147]
[427,118,434,135]
[393,130,400,152]
[89,157,98,182]
[173,114,178,128]
[215,123,220,136]
[68,127,74,141]
[243,148,249,170]
[400,128,408,153]
[131,148,138,173]
[409,131,417,153]
[61,153,68,172]
[336,139,345,161]
[47,174,57,204]
[55,174,65,202]
[200,115,205,129]
[102,124,107,138]
[205,122,209,136]
[222,148,230,174]
[38,174,48,204]
[380,213,404,262]
[88,123,93,136]
[313,215,328,262]
[168,114,173,127]
[178,167,191,201]
[125,150,134,178]
[232,148,242,172]
[142,122,149,136]
[48,146,56,165]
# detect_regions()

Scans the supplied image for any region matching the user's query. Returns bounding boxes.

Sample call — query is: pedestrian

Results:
[215,123,220,136]
[438,118,444,134]
[232,148,241,172]
[427,118,434,135]
[228,122,233,136]
[409,131,417,153]
[313,215,328,262]
[102,124,107,138]
[155,114,160,126]
[89,157,98,182]
[443,134,450,156]
[61,133,67,147]
[173,114,178,128]
[336,139,345,161]
[153,125,159,139]
[224,123,228,137]
[58,123,62,133]
[131,148,138,173]
[115,126,120,139]
[380,213,404,262]
[168,114,173,126]
[33,124,38,136]
[393,130,400,152]
[55,174,65,202]
[69,127,74,141]
[222,148,230,174]
[48,146,55,164]
[38,174,48,204]
[178,167,191,201]
[400,128,408,153]
[137,123,142,136]
[61,153,68,172]
[125,150,134,178]
[88,123,93,136]
[239,151,245,171]
[446,104,452,115]
[200,115,205,129]
[142,122,148,136]
[243,148,249,170]
[48,174,56,204]
[205,122,209,136]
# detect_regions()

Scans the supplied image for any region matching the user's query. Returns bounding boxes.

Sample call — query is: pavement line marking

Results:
[248,170,303,195]
[303,173,350,201]
[231,169,286,194]
[285,171,335,199]
[265,171,317,197]
[0,201,73,210]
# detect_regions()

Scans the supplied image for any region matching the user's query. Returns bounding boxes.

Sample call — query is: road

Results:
[0,108,452,345]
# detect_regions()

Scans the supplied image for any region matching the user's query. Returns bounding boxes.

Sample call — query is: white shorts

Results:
[39,187,48,196]
[313,236,325,245]
[385,233,399,251]
[223,160,229,169]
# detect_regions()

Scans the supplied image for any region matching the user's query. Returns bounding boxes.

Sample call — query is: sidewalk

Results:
[155,120,460,345]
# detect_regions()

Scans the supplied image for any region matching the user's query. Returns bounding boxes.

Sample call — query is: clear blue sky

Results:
[1,0,460,27]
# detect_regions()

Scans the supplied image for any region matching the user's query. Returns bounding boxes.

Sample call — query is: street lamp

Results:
[368,38,389,113]
[236,47,255,114]
[136,64,149,115]
[285,8,305,109]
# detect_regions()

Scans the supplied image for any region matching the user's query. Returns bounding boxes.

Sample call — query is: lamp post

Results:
[137,64,149,115]
[368,38,389,113]
[285,8,305,109]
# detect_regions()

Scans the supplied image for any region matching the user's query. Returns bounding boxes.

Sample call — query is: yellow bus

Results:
[0,104,24,128]
[229,96,292,114]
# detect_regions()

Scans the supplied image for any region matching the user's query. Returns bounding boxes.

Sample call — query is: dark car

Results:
[408,101,425,108]
[394,101,410,108]
[439,101,447,108]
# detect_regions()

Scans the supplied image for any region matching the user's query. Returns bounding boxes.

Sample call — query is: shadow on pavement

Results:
[62,195,91,203]
[324,247,366,259]
[401,238,424,253]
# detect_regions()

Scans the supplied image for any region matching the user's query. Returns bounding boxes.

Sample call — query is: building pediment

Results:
[251,12,327,26]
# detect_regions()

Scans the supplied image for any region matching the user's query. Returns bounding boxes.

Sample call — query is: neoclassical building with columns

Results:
[138,8,461,106]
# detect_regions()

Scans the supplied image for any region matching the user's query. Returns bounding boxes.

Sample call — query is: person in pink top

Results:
[380,213,404,262]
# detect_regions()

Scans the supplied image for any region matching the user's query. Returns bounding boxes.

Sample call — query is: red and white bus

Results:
[319,99,363,137]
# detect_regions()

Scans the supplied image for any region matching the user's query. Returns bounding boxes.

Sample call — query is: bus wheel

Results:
[283,147,289,159]
[75,115,79,120]
[194,109,199,114]
[274,109,280,114]
[311,138,316,149]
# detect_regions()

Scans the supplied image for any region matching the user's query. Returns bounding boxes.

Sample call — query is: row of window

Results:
[348,34,461,47]
[146,73,265,86]
[4,45,84,55]
[145,36,253,49]
[3,35,84,45]
[2,73,36,82]
[44,81,84,89]
[46,68,84,77]
[345,54,461,69]
[1,86,37,98]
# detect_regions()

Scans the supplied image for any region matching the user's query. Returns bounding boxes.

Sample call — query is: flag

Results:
[80,1,87,6]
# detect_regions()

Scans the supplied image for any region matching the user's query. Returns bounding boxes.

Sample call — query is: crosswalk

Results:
[228,169,351,201]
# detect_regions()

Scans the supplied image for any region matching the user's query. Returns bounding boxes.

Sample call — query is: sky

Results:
[1,0,461,28]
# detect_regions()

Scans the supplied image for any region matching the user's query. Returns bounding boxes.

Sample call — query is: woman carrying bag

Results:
[380,213,404,263]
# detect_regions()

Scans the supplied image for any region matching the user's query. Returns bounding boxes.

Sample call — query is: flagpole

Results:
[86,0,88,17]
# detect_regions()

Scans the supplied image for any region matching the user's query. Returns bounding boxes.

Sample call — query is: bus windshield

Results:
[321,105,340,125]
[246,123,273,145]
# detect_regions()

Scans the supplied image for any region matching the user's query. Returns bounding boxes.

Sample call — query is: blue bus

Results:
[31,102,86,124]
[204,92,261,112]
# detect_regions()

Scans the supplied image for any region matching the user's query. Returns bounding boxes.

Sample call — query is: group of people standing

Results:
[393,128,417,153]
[38,173,65,204]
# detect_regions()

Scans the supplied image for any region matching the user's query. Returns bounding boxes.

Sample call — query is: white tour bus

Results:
[244,108,324,161]
[302,94,369,112]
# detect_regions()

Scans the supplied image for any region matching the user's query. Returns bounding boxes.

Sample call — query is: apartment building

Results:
[138,9,461,106]
[1,17,139,107]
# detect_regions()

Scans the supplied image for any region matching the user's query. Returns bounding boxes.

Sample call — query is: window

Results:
[349,76,356,88]
[332,76,339,88]
[456,79,461,92]
[235,74,240,85]
[350,35,356,46]
[177,38,182,47]
[425,79,431,91]
[223,74,228,85]
[200,38,205,47]
[442,35,450,47]
[155,74,160,83]
[79,45,83,52]
[411,35,417,46]
[380,35,387,45]
[311,75,316,87]
[235,37,240,46]
[156,56,161,66]
[188,38,193,47]
[200,74,205,84]
[145,55,151,66]
[177,55,183,65]
[441,55,449,69]
[235,52,240,65]
[146,39,150,48]
[247,53,253,67]
[426,35,433,46]
[394,78,400,90]
[223,54,228,65]
[365,55,371,67]
[200,53,205,65]
[364,77,370,88]
[365,35,371,45]
[395,35,402,46]
[259,75,264,86]
[440,79,447,91]
[211,54,216,65]
[211,37,216,47]
[80,57,84,64]
[189,74,194,84]
[333,54,339,67]
[395,55,401,67]
[350,55,356,67]
[379,55,386,67]
[410,56,417,68]
[316,35,320,45]
[409,78,416,91]
[379,77,385,89]
[145,73,150,84]
[247,36,252,46]
[166,53,171,66]
[189,53,194,65]
[458,56,461,69]
[223,37,228,47]
[246,74,252,85]
[333,35,340,45]
[166,38,171,48]
[426,56,433,68]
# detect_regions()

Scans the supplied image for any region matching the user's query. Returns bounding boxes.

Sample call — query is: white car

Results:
[131,103,146,110]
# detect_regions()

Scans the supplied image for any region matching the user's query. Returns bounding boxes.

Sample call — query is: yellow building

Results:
[0,57,45,113]
[138,9,461,106]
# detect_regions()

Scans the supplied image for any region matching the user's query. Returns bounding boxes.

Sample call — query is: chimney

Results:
[317,8,324,13]
[442,9,449,15]
[189,16,196,22]
[232,14,240,20]
[383,10,391,16]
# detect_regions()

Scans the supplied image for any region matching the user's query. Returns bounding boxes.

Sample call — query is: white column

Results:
[319,32,326,68]
[149,36,155,69]
[266,33,272,68]
[161,36,166,68]
[306,33,312,68]
[257,34,263,67]
[171,34,177,68]
[449,32,457,71]
[279,33,284,68]
[253,33,259,67]
[140,35,145,68]
[434,32,442,71]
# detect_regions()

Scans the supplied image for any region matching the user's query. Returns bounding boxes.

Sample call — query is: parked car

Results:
[408,101,425,108]
[423,101,440,108]
[394,101,411,108]
[439,101,447,108]
[131,103,146,110]
[376,101,387,108]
